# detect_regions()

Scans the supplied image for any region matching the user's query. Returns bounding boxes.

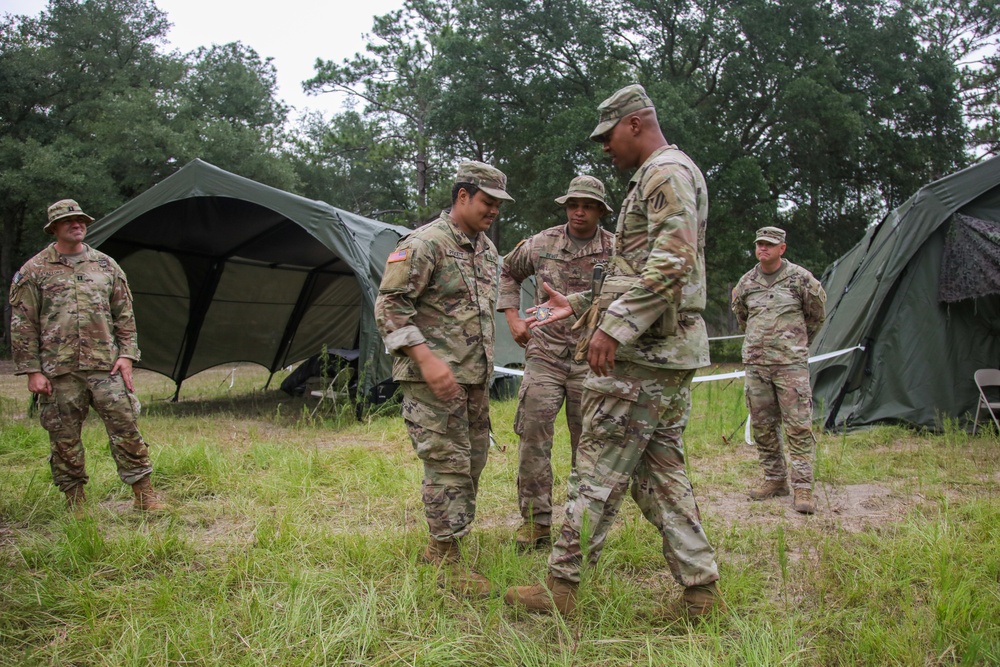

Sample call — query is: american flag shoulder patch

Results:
[387,248,409,263]
[12,271,23,284]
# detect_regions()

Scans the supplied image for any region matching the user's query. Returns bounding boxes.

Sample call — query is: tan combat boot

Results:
[515,522,551,550]
[792,487,816,514]
[421,538,492,598]
[422,537,460,565]
[65,485,86,519]
[664,581,726,622]
[131,477,167,512]
[504,575,578,615]
[748,478,790,500]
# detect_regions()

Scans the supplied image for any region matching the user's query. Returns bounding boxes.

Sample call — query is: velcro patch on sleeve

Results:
[387,248,409,263]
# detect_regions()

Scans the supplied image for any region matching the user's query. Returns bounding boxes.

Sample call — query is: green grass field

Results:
[1,364,998,666]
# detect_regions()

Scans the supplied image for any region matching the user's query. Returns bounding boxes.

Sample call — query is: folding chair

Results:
[973,369,1000,435]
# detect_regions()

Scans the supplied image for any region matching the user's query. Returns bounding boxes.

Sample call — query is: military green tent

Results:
[810,156,1000,431]
[87,159,525,400]
[85,159,409,400]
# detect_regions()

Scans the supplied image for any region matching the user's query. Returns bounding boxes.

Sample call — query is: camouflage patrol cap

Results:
[454,161,515,202]
[554,175,614,214]
[755,226,786,245]
[45,199,94,234]
[590,84,655,141]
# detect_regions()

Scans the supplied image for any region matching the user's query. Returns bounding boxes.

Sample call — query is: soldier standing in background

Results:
[731,226,827,514]
[504,84,723,618]
[499,175,614,550]
[375,161,513,597]
[8,199,166,516]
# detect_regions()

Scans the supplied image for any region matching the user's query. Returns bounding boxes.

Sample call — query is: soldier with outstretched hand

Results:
[504,85,723,620]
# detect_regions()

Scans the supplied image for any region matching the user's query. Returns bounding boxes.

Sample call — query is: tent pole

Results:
[267,258,343,380]
[175,260,226,389]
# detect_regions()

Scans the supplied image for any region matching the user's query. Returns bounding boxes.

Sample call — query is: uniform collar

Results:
[442,209,484,250]
[628,144,678,188]
[559,223,610,256]
[754,259,788,283]
[45,242,95,263]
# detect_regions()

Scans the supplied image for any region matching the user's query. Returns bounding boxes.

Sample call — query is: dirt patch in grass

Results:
[702,482,914,533]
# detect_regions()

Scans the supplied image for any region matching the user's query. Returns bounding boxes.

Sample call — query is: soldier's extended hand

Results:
[527,282,574,329]
[587,330,619,377]
[111,357,135,393]
[27,372,52,396]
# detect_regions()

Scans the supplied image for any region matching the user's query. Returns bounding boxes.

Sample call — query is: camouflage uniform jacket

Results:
[498,223,614,359]
[9,243,140,377]
[375,210,499,385]
[566,145,710,369]
[731,259,827,365]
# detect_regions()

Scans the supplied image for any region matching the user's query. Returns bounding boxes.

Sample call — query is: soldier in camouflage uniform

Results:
[499,175,614,550]
[375,161,513,597]
[731,226,826,514]
[504,85,723,619]
[9,199,165,516]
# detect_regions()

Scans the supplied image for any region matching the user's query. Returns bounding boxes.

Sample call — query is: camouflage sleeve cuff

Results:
[496,284,522,311]
[14,365,42,376]
[566,291,592,317]
[383,326,427,357]
[597,312,633,346]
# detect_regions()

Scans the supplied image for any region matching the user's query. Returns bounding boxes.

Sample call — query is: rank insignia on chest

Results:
[76,275,84,281]
[387,249,409,263]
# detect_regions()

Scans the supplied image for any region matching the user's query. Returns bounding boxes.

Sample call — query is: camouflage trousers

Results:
[548,362,719,587]
[38,370,152,492]
[399,381,490,543]
[514,351,589,526]
[744,363,815,489]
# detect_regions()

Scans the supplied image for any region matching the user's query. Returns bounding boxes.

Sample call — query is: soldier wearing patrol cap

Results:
[9,199,166,516]
[499,175,614,550]
[505,84,723,619]
[375,161,513,598]
[731,226,826,514]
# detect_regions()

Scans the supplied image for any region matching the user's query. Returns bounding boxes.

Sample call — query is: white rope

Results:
[495,344,866,446]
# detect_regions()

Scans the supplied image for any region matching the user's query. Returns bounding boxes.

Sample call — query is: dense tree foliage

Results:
[0,0,295,346]
[2,0,997,346]
[309,0,989,327]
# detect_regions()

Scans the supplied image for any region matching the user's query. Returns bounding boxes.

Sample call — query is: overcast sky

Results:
[4,0,406,120]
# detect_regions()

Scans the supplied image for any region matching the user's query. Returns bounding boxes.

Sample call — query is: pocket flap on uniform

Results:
[582,374,641,402]
[401,395,450,435]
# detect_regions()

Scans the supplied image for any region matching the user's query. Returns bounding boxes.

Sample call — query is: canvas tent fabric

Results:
[810,156,1000,431]
[85,159,410,399]
[86,159,526,400]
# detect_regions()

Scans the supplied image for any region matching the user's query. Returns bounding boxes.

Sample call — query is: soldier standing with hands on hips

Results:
[504,85,723,619]
[731,226,826,514]
[9,199,166,516]
[375,161,513,598]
